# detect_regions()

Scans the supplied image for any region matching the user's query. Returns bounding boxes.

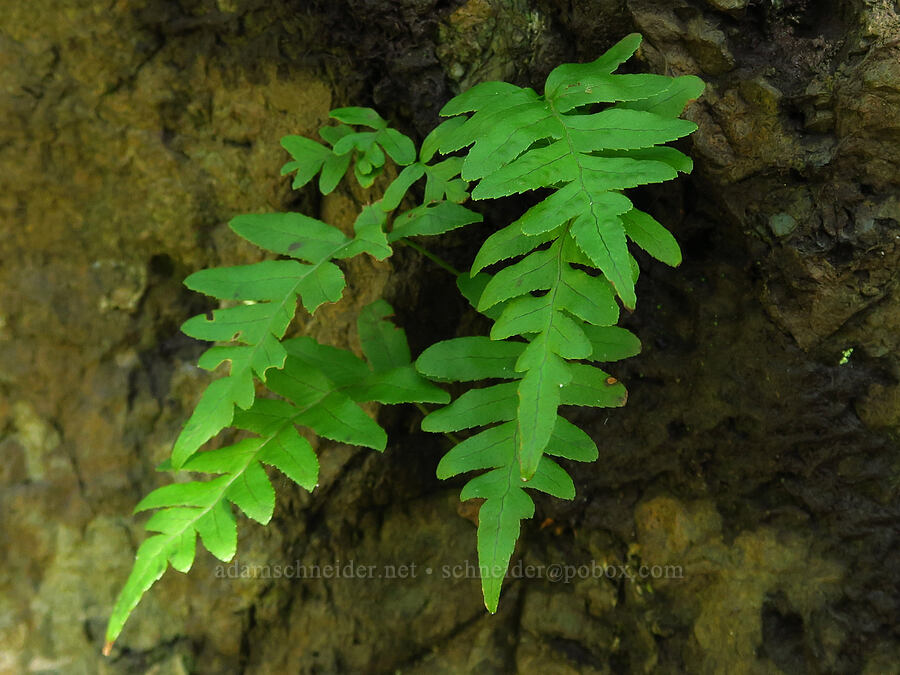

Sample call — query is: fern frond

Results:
[281,109,483,243]
[281,106,416,191]
[416,33,702,612]
[105,302,448,650]
[381,120,484,241]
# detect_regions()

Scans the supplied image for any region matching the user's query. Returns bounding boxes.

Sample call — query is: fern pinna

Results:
[106,33,702,653]
[415,33,703,612]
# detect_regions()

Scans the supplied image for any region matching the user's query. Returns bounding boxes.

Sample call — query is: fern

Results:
[105,301,448,650]
[107,33,703,653]
[104,109,466,651]
[415,33,703,611]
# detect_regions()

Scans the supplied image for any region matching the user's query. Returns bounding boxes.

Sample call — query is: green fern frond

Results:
[280,107,483,241]
[105,301,448,649]
[382,120,484,241]
[438,32,699,477]
[415,33,702,612]
[281,106,416,191]
[106,103,479,651]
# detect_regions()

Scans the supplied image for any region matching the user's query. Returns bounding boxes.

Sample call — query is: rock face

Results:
[1,1,898,673]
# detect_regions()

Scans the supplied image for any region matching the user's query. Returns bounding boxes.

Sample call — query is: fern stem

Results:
[414,402,460,444]
[398,238,462,277]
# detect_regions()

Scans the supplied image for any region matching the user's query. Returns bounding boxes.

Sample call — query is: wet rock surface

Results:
[1,0,898,673]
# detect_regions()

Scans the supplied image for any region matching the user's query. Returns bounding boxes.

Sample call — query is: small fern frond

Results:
[381,118,484,241]
[281,106,416,191]
[105,301,447,650]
